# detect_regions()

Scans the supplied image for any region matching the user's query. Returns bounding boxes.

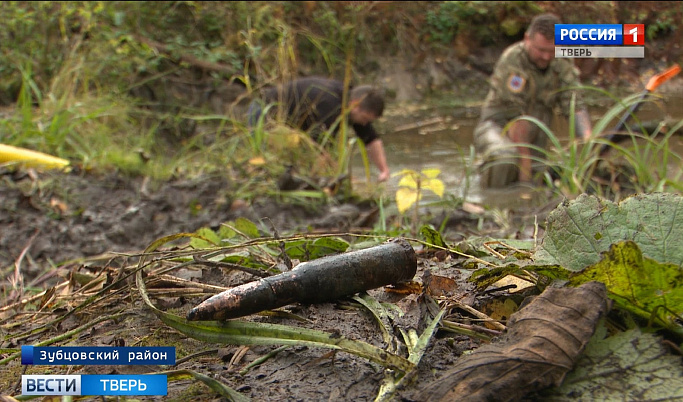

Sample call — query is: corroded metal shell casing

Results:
[186,238,417,321]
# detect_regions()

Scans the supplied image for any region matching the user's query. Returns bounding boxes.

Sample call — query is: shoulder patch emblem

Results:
[507,74,526,93]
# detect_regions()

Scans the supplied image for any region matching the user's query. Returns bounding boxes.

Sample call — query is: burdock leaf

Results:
[539,327,683,401]
[569,240,683,328]
[534,193,683,271]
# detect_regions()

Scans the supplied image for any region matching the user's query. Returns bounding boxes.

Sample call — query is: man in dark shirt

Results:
[248,77,390,182]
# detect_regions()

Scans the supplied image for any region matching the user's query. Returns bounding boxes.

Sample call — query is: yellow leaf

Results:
[398,174,418,189]
[249,156,266,166]
[421,168,441,179]
[393,168,416,177]
[396,188,421,214]
[424,178,445,198]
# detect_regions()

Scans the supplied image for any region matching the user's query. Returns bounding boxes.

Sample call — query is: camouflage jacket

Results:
[479,41,585,128]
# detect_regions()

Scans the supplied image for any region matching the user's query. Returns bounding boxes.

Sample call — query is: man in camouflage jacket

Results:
[474,13,592,188]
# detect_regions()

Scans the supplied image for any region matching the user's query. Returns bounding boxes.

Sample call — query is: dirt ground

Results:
[3,39,681,400]
[1,168,318,270]
[2,167,528,401]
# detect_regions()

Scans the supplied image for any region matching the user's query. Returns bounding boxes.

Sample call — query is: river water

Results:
[351,94,683,211]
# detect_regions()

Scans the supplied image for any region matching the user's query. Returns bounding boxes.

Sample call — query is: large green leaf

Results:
[539,326,683,401]
[534,193,683,271]
[569,240,683,328]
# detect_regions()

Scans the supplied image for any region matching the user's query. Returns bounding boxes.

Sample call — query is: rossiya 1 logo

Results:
[554,24,644,45]
[622,24,645,45]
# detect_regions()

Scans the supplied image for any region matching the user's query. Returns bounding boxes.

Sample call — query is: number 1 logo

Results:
[623,24,645,45]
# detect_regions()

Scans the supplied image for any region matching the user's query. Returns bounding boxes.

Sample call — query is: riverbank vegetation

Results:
[2,2,681,203]
[2,3,683,400]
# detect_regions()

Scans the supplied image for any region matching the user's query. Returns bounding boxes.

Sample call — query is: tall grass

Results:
[603,118,683,194]
[484,87,683,200]
[7,59,138,169]
[0,2,433,210]
[5,55,247,181]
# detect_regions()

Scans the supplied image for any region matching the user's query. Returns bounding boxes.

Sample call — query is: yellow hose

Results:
[0,144,70,171]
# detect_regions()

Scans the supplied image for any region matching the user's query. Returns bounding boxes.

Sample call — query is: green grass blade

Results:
[163,369,250,402]
[136,265,414,372]
[353,292,396,348]
[148,302,413,372]
[375,307,446,402]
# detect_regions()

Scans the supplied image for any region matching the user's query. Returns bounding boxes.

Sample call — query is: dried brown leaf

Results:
[419,281,610,402]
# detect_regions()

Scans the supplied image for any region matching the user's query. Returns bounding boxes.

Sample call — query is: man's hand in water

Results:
[377,169,390,183]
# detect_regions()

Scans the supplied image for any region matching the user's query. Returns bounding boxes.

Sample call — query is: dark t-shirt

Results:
[261,77,379,145]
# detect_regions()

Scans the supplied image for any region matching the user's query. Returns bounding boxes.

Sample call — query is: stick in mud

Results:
[186,238,417,321]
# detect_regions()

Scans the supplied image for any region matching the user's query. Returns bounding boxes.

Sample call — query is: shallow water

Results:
[352,94,683,210]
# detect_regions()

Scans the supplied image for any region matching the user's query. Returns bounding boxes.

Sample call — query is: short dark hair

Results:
[527,13,560,40]
[350,85,384,117]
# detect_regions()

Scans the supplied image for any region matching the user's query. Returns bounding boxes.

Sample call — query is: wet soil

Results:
[1,169,318,270]
[3,36,681,401]
[1,167,522,401]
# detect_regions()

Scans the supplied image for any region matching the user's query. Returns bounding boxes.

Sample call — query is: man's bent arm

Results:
[366,139,390,182]
[507,119,533,183]
[574,109,592,140]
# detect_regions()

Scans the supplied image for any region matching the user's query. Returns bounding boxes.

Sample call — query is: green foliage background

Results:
[0,1,679,181]
[1,1,679,103]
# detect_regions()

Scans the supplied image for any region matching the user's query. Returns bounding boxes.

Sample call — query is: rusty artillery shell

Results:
[186,238,417,321]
